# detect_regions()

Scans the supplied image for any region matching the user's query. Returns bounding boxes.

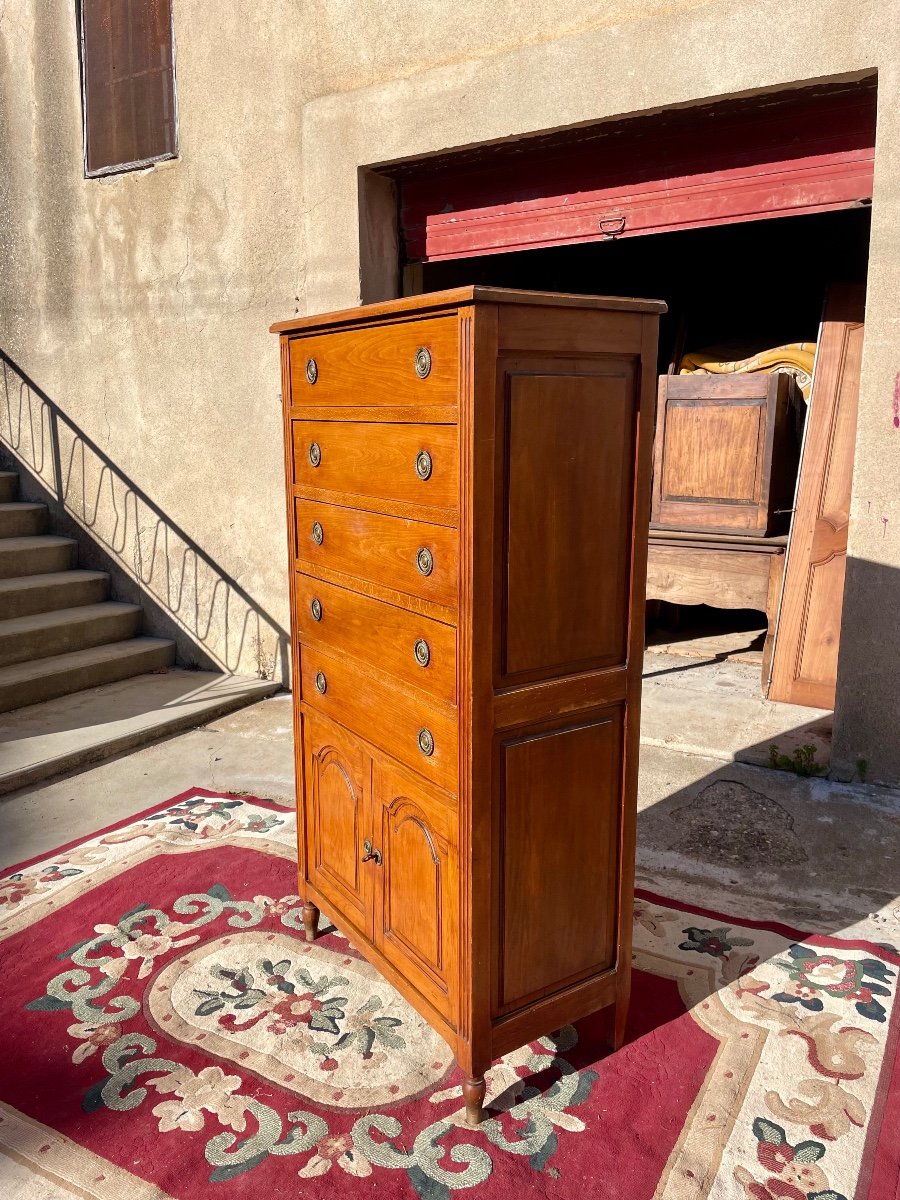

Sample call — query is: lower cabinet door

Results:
[303,712,372,939]
[373,760,458,1022]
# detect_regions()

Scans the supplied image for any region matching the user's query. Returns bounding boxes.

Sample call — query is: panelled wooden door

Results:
[304,713,372,937]
[373,760,459,1021]
[769,285,866,708]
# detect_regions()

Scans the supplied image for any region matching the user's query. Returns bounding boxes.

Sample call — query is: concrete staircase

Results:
[0,469,175,711]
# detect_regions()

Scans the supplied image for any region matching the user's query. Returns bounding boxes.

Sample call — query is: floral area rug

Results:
[0,788,897,1200]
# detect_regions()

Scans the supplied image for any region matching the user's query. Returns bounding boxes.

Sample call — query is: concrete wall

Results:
[2,1,899,781]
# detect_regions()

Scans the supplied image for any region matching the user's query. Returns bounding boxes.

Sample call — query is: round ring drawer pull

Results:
[414,638,431,667]
[308,441,321,467]
[415,450,433,481]
[414,347,432,379]
[314,671,327,695]
[417,727,435,756]
[306,358,318,385]
[416,547,433,576]
[311,521,324,546]
[310,598,322,622]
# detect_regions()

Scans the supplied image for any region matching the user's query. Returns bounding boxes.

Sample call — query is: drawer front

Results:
[293,420,458,515]
[374,758,458,1023]
[296,576,457,705]
[289,317,458,410]
[301,646,458,794]
[295,499,458,610]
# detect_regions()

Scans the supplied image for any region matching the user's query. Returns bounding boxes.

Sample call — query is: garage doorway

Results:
[379,79,876,770]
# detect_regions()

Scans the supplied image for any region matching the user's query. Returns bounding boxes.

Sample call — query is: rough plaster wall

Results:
[298,0,900,785]
[0,1,306,680]
[2,0,900,781]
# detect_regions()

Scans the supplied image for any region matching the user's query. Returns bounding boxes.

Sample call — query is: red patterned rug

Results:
[0,788,897,1200]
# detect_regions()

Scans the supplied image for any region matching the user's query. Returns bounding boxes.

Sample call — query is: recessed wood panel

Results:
[769,286,865,708]
[502,370,634,680]
[304,713,371,935]
[375,762,458,1020]
[661,404,761,502]
[295,498,459,609]
[293,420,459,516]
[652,374,799,536]
[497,714,621,1015]
[289,318,458,410]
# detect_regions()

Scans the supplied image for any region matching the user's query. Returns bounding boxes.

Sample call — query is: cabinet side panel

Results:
[497,712,621,1015]
[502,370,635,680]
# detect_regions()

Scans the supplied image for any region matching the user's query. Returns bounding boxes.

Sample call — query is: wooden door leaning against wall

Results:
[768,284,866,709]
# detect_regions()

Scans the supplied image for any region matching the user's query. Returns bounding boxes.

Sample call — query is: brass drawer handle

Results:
[314,671,327,694]
[310,597,322,621]
[311,521,324,546]
[361,839,382,866]
[414,638,430,667]
[306,358,318,385]
[418,727,435,756]
[415,450,433,481]
[309,442,321,467]
[416,547,433,576]
[414,347,432,379]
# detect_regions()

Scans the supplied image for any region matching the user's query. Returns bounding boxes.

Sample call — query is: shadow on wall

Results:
[0,350,289,686]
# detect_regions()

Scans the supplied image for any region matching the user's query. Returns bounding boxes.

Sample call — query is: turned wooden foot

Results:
[463,1076,487,1126]
[302,902,320,943]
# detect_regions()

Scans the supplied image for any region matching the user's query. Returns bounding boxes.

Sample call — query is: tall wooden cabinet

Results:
[273,287,663,1124]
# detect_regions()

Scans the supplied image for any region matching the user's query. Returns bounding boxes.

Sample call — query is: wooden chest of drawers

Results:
[273,286,663,1124]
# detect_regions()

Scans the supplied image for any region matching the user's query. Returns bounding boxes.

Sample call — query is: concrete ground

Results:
[2,684,898,951]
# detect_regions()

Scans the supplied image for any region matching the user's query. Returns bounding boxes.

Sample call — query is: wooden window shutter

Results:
[80,0,178,176]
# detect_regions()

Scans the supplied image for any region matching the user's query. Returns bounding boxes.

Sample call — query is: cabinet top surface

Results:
[270,286,666,335]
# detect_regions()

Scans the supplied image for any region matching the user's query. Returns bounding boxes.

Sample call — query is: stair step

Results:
[0,535,77,579]
[0,502,48,538]
[0,602,142,667]
[0,570,110,619]
[0,472,18,502]
[0,638,176,711]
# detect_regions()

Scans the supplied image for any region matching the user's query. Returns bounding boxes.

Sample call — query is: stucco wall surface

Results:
[1,0,899,781]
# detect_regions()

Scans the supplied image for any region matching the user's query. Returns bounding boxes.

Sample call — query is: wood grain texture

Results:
[277,289,662,1092]
[289,318,459,409]
[497,713,620,1015]
[646,543,777,610]
[295,498,459,609]
[502,367,634,682]
[301,645,459,794]
[292,419,459,515]
[769,285,865,708]
[303,712,372,938]
[374,758,459,1022]
[271,285,665,334]
[296,574,457,705]
[652,373,799,535]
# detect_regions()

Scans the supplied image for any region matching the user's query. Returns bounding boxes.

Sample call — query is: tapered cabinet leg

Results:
[612,987,630,1051]
[462,1076,487,1126]
[302,902,320,943]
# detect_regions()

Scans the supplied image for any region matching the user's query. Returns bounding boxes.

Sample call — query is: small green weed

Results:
[768,743,826,778]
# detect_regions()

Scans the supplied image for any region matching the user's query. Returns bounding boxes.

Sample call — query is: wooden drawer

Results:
[289,317,458,411]
[295,498,458,610]
[296,575,457,705]
[293,420,458,517]
[301,646,458,794]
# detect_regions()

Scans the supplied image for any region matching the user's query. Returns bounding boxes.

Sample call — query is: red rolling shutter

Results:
[397,83,876,262]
